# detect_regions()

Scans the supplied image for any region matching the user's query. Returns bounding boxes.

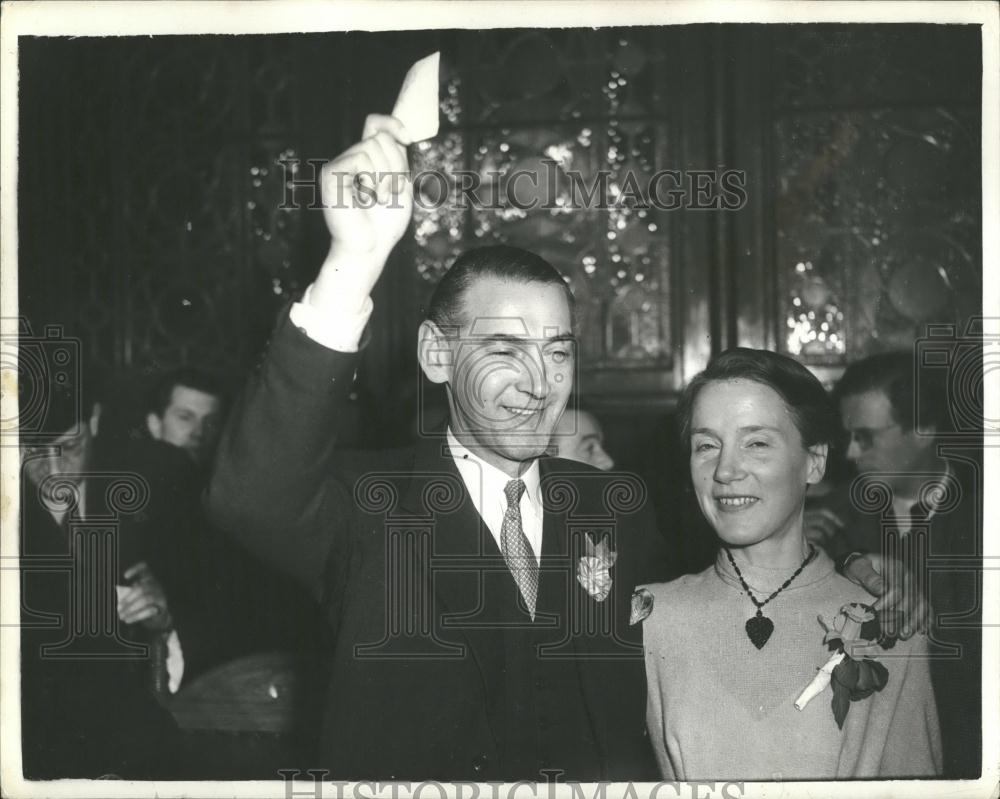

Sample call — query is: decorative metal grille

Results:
[411,30,673,374]
[771,26,981,364]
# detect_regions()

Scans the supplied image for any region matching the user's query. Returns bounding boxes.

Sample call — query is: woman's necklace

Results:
[723,544,817,649]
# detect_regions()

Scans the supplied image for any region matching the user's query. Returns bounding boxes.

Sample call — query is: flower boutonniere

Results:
[576,534,617,602]
[794,602,894,729]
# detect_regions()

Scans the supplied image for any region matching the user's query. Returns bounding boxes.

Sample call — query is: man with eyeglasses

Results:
[804,351,982,779]
[18,370,185,777]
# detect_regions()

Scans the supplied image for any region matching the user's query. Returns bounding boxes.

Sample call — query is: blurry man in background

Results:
[146,367,223,468]
[805,354,948,551]
[804,351,982,778]
[145,365,335,732]
[550,407,615,470]
[18,371,180,778]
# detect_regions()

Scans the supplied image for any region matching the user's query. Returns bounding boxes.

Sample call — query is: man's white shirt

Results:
[890,462,953,536]
[447,429,543,565]
[290,285,373,353]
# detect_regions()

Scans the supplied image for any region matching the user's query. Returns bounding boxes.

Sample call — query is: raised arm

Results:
[206,114,413,599]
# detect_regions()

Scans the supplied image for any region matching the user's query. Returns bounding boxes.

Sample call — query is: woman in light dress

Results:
[641,348,941,780]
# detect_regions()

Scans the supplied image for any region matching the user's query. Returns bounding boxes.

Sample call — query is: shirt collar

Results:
[446,427,542,510]
[921,460,953,518]
[889,460,953,532]
[892,460,952,509]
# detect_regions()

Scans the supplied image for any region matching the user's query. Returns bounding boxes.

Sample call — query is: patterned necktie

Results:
[501,479,537,620]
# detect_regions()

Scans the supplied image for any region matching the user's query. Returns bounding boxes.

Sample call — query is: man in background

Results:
[145,367,223,468]
[19,371,181,777]
[145,365,335,731]
[805,351,982,778]
[550,407,615,471]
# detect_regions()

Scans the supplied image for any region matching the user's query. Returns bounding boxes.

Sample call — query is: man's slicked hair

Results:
[425,245,574,329]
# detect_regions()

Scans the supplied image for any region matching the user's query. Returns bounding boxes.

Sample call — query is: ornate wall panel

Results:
[19,37,306,384]
[769,25,982,369]
[119,42,246,374]
[246,37,304,309]
[411,29,676,401]
[19,27,983,416]
[19,39,121,373]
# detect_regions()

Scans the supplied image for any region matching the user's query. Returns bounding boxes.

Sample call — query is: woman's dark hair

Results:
[676,347,839,450]
[425,245,574,329]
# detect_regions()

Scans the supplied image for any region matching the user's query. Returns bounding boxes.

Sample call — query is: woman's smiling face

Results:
[689,378,827,553]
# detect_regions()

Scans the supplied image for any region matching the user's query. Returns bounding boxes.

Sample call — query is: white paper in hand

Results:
[391,51,440,142]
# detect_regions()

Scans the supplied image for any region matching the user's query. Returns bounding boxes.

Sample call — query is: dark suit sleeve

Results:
[206,310,360,602]
[805,486,861,565]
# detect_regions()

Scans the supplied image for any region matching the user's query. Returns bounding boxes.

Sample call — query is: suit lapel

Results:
[398,433,506,723]
[537,460,613,767]
[535,491,566,618]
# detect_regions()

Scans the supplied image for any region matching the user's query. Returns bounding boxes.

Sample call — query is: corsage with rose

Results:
[794,602,897,729]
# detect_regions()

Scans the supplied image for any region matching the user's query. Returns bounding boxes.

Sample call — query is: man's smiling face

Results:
[437,276,575,475]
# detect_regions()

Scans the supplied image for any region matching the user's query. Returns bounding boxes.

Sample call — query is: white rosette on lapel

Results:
[576,534,617,602]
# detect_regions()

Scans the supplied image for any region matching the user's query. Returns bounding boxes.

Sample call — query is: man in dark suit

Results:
[19,378,182,778]
[551,408,616,471]
[208,114,672,781]
[804,352,982,778]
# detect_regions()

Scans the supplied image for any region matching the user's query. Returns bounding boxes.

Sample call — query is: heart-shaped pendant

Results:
[745,614,773,649]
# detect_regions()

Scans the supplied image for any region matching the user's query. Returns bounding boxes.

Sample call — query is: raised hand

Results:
[312,114,413,309]
[843,552,930,639]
